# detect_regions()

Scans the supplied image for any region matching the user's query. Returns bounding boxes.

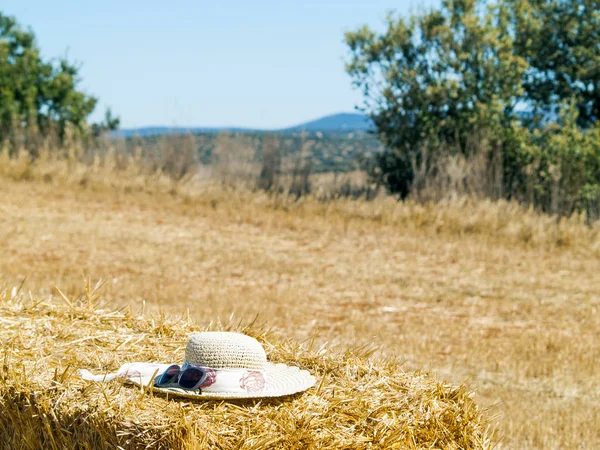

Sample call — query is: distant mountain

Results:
[110,113,373,138]
[282,113,373,132]
[110,126,257,138]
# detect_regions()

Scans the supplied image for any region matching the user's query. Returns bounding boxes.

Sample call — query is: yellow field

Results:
[1,165,599,448]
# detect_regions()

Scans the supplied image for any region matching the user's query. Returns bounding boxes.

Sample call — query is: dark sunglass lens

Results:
[156,365,180,386]
[179,368,205,389]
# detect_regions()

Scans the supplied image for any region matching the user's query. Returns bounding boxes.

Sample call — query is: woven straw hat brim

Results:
[130,363,316,400]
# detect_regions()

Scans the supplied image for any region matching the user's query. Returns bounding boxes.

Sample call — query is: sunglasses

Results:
[153,364,207,390]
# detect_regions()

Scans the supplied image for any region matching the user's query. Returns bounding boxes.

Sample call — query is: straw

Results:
[0,285,493,449]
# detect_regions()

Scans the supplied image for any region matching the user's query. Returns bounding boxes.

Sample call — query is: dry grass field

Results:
[1,154,599,448]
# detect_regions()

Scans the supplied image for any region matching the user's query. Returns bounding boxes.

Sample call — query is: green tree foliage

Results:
[514,105,600,217]
[0,12,116,142]
[511,0,600,127]
[346,0,528,197]
[346,0,600,218]
[91,108,121,137]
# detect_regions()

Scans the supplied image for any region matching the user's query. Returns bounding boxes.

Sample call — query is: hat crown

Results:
[184,332,267,369]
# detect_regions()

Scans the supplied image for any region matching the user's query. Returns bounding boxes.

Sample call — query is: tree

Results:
[345,0,599,219]
[0,12,114,143]
[91,108,120,137]
[345,0,528,197]
[509,0,600,128]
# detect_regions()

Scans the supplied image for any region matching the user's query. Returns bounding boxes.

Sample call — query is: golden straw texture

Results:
[0,284,493,449]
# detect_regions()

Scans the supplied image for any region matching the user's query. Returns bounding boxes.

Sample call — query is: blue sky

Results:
[3,0,433,128]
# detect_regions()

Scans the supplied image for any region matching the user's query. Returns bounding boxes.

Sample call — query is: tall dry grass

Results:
[1,139,600,448]
[1,138,598,253]
[403,129,600,222]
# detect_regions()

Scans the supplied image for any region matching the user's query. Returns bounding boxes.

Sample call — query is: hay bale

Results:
[0,285,493,449]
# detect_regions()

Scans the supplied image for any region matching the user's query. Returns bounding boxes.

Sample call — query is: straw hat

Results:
[132,332,316,400]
